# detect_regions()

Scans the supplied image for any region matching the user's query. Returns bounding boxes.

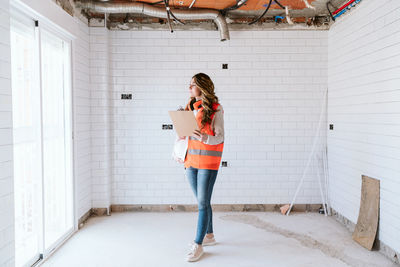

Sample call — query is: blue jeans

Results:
[185,166,218,245]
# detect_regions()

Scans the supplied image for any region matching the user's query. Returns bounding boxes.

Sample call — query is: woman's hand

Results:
[192,129,208,143]
[173,156,184,163]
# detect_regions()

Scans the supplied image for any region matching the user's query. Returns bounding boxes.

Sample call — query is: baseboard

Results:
[77,209,92,229]
[91,207,110,216]
[110,203,323,212]
[331,208,400,265]
[77,207,110,229]
[78,204,322,221]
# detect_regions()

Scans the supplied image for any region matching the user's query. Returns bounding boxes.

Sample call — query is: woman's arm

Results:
[203,105,224,145]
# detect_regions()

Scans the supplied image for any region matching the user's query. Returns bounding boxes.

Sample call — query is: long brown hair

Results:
[185,73,219,130]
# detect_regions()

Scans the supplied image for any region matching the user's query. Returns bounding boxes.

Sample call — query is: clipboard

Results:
[168,110,200,137]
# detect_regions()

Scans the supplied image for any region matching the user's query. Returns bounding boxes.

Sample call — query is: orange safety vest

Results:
[184,99,224,170]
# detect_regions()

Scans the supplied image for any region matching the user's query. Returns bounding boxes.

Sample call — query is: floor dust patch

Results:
[219,214,379,267]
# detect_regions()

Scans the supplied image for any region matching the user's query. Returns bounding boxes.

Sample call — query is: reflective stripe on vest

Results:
[187,149,223,157]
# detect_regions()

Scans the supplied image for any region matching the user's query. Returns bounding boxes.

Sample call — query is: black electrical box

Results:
[121,94,132,99]
[162,124,173,130]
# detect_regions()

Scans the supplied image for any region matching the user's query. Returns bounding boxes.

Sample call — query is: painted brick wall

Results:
[0,0,14,265]
[73,18,92,219]
[101,29,329,205]
[328,0,400,254]
[90,26,112,210]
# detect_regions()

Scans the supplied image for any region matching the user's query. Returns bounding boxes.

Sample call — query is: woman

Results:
[179,73,225,262]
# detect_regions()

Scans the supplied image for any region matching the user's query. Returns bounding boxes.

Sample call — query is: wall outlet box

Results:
[162,124,173,130]
[121,93,132,99]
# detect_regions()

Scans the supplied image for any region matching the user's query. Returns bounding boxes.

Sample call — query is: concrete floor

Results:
[40,211,397,267]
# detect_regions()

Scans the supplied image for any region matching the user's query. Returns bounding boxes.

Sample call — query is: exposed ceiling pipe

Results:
[76,1,230,41]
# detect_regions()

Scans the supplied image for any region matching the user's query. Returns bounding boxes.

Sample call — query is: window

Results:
[11,10,74,267]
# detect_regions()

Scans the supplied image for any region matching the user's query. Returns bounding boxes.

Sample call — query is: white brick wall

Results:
[90,27,112,209]
[328,0,400,254]
[73,18,92,219]
[104,29,328,205]
[0,0,15,265]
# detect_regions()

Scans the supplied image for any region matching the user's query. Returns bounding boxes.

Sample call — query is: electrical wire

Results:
[248,0,273,25]
[169,9,186,25]
[274,0,285,9]
[149,0,164,5]
[162,0,186,33]
[164,0,185,25]
[248,0,287,25]
[326,1,337,21]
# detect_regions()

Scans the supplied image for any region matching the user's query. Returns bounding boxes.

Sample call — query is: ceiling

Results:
[87,0,320,10]
[72,0,347,28]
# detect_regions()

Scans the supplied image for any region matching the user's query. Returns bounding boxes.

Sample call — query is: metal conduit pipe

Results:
[76,1,230,41]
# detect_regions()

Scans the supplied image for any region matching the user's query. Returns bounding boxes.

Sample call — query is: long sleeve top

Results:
[202,104,225,145]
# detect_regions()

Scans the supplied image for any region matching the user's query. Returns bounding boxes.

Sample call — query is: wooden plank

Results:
[352,175,380,250]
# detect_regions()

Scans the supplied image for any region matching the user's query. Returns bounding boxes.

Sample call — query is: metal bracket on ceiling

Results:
[189,0,196,9]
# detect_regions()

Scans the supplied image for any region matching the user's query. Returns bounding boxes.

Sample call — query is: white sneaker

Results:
[188,235,217,247]
[186,242,204,262]
[202,235,217,246]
